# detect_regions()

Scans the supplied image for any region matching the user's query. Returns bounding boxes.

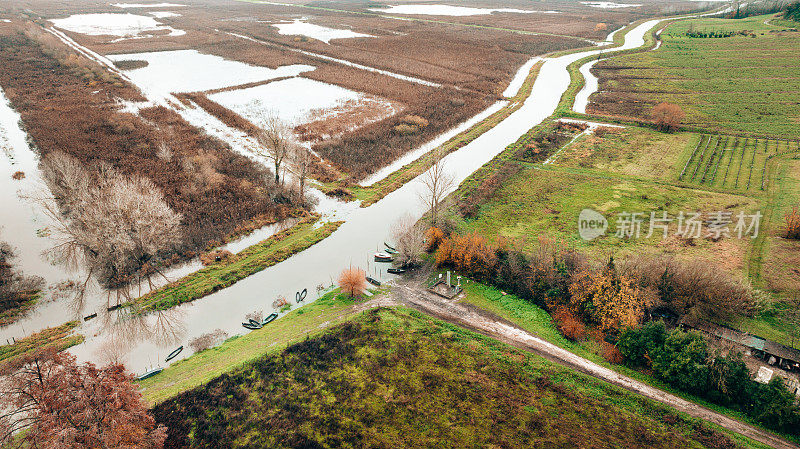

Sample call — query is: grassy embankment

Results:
[0,321,84,370]
[151,306,765,449]
[588,15,800,139]
[136,215,343,312]
[138,289,369,404]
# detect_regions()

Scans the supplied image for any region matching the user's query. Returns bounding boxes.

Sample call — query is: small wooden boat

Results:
[242,322,261,330]
[387,268,406,275]
[165,346,183,362]
[261,313,278,326]
[83,313,97,322]
[248,319,262,327]
[299,288,307,301]
[366,276,381,286]
[136,368,163,381]
[374,252,393,262]
[384,242,398,252]
[107,304,122,312]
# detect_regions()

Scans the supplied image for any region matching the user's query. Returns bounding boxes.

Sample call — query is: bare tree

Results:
[36,151,183,308]
[393,214,425,268]
[292,145,313,198]
[418,149,454,228]
[256,111,293,186]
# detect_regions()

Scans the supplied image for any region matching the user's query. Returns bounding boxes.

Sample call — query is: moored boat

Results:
[165,345,183,362]
[387,268,406,275]
[384,242,398,252]
[83,313,97,321]
[242,322,261,330]
[374,252,393,262]
[136,368,163,381]
[366,276,381,286]
[261,313,278,326]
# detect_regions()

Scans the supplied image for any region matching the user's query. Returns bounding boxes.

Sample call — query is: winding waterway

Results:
[0,18,667,373]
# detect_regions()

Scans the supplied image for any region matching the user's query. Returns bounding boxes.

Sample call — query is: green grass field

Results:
[150,306,766,449]
[590,15,800,139]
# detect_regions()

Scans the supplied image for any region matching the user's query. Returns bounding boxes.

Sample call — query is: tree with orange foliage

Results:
[425,227,445,252]
[785,206,800,239]
[0,349,166,449]
[338,267,366,298]
[569,264,647,333]
[651,102,685,132]
[436,232,497,279]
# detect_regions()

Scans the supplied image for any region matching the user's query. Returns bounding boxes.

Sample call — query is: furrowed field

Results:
[589,15,800,139]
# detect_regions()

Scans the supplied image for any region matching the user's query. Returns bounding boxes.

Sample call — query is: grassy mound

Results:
[153,308,740,449]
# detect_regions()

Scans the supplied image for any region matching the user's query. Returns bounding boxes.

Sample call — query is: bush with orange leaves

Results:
[785,206,800,239]
[425,227,445,252]
[550,306,588,342]
[601,341,624,364]
[435,232,497,280]
[338,267,366,298]
[568,264,648,333]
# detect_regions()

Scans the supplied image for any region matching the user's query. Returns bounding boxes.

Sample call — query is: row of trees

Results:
[618,322,800,435]
[432,233,755,336]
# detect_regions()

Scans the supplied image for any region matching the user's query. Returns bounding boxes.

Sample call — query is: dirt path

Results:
[357,280,798,449]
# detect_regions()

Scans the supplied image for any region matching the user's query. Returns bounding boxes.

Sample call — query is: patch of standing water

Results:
[208,77,392,128]
[107,50,315,96]
[369,5,557,16]
[149,11,181,18]
[272,18,373,44]
[50,13,184,38]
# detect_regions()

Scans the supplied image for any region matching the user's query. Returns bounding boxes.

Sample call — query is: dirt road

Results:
[358,281,798,449]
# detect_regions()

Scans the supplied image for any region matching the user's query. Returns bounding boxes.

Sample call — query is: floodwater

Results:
[50,13,185,38]
[70,18,664,373]
[106,50,314,96]
[272,18,373,44]
[0,18,666,374]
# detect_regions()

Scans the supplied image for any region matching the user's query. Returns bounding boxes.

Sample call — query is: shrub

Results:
[616,321,667,368]
[785,206,800,239]
[338,267,366,298]
[568,264,648,333]
[652,102,685,132]
[199,249,233,266]
[425,227,445,252]
[272,295,289,309]
[650,329,710,394]
[188,329,228,353]
[11,171,24,180]
[436,232,497,280]
[551,306,588,341]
